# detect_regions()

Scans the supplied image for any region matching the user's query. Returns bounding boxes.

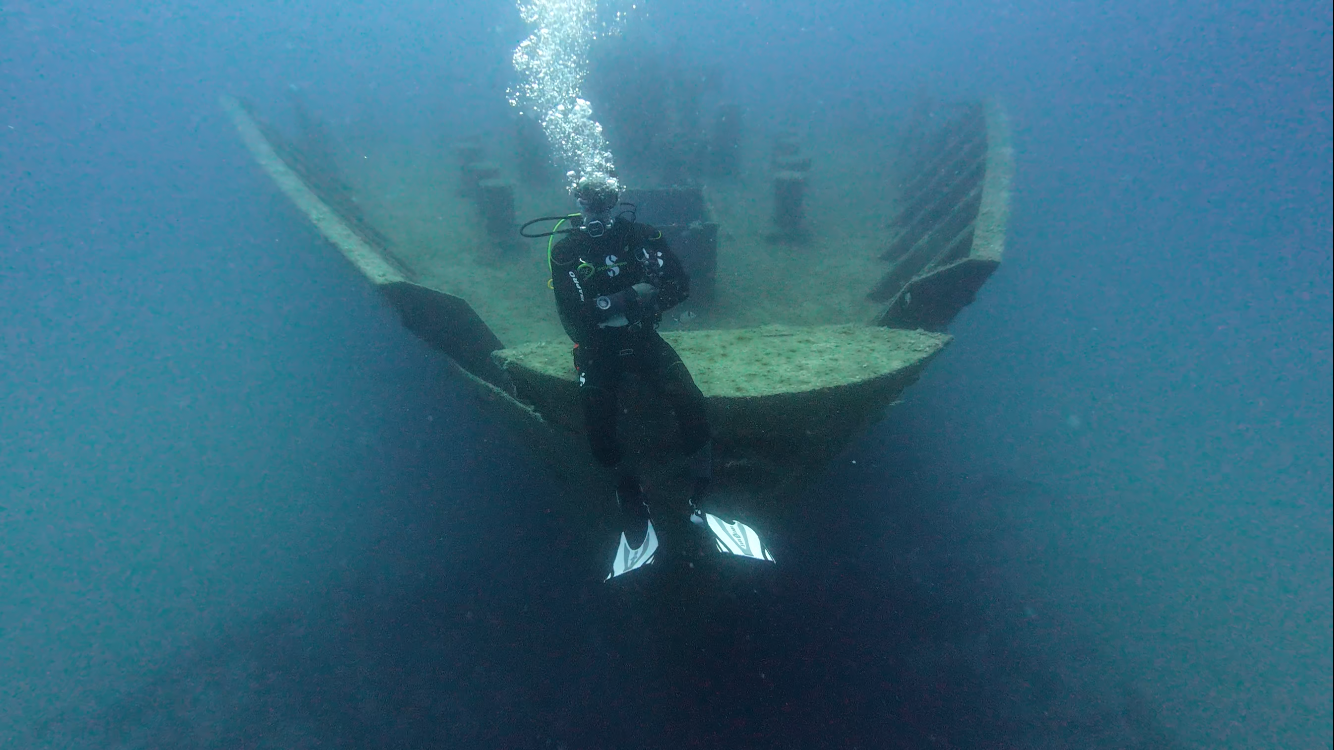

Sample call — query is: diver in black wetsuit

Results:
[547,176,715,577]
[534,175,774,579]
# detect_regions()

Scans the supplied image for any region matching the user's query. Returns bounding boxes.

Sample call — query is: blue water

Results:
[2,1,1329,747]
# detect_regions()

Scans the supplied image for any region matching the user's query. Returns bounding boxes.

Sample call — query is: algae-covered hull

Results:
[221,93,1011,531]
[495,325,947,506]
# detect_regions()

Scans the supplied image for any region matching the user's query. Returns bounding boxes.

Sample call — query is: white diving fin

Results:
[606,519,659,580]
[692,512,775,563]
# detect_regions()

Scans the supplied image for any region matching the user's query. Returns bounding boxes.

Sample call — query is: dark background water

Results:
[2,0,1329,748]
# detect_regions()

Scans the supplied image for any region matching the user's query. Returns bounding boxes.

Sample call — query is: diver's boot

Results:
[687,441,713,527]
[607,476,658,580]
[617,476,652,547]
[687,477,711,528]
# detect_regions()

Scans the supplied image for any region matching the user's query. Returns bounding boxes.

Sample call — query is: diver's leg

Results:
[580,348,658,578]
[638,333,714,517]
[643,333,711,458]
[686,439,713,512]
[607,469,659,579]
[576,347,623,468]
[638,336,774,563]
[614,474,651,547]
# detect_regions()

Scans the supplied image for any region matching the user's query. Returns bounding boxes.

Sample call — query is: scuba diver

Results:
[530,175,774,580]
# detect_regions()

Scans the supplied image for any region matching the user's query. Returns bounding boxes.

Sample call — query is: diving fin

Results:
[606,519,659,580]
[691,511,775,563]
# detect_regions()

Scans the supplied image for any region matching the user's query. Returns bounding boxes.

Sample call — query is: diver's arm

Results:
[595,283,656,316]
[649,232,690,312]
[550,240,600,342]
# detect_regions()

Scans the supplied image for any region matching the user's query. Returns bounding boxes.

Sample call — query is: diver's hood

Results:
[575,175,621,237]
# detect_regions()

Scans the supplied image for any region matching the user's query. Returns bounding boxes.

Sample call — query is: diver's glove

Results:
[630,283,659,310]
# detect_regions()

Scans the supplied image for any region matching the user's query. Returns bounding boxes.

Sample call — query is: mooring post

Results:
[772,137,801,166]
[774,170,806,232]
[478,179,515,243]
[460,161,500,199]
[774,155,812,173]
[454,142,485,167]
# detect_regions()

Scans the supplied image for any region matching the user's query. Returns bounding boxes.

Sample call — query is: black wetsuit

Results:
[550,219,710,468]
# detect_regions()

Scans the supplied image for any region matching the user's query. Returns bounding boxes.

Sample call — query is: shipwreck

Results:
[221,89,1012,556]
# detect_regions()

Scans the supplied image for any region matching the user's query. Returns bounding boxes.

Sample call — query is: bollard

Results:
[454,142,485,167]
[772,137,801,166]
[478,179,515,242]
[460,161,500,199]
[773,170,806,231]
[774,155,812,173]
